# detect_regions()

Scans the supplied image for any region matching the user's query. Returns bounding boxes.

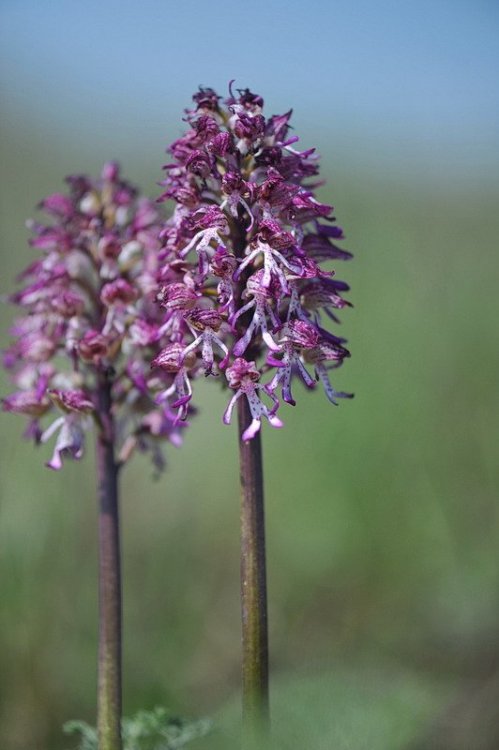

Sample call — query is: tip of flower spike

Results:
[101,161,120,181]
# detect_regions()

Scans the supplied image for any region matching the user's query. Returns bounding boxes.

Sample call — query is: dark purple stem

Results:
[96,376,122,750]
[238,396,270,743]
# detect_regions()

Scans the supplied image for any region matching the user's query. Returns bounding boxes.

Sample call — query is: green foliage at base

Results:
[63,708,211,750]
[198,662,453,750]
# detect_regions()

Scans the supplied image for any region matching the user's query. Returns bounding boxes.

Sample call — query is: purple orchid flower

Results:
[154,85,353,440]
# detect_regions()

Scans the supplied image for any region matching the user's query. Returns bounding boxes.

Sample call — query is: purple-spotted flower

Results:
[155,85,353,440]
[2,163,194,470]
[223,358,282,442]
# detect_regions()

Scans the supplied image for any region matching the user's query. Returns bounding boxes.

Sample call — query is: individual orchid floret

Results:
[49,388,95,414]
[41,413,87,470]
[151,343,197,423]
[303,337,352,406]
[220,171,255,228]
[256,168,299,218]
[223,358,283,442]
[2,389,52,442]
[157,282,199,341]
[179,206,229,277]
[301,228,353,262]
[234,221,300,294]
[210,246,238,316]
[2,163,195,470]
[101,278,139,334]
[299,278,352,323]
[231,271,282,357]
[157,282,198,312]
[185,149,214,179]
[39,389,94,470]
[266,319,320,405]
[303,339,353,405]
[77,329,115,365]
[183,308,229,375]
[2,390,51,417]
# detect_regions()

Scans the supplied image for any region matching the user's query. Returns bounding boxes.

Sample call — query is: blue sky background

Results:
[1,0,498,182]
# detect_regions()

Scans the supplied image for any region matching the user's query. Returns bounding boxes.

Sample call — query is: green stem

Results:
[96,378,122,750]
[238,396,270,745]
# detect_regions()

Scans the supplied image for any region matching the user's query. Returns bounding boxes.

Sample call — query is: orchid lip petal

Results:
[242,418,261,442]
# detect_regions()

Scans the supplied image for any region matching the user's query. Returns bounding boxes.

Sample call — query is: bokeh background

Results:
[1,1,499,748]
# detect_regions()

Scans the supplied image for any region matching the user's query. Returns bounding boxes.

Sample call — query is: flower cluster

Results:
[2,163,189,471]
[155,85,352,441]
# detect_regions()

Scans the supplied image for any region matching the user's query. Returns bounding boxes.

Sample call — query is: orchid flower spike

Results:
[2,163,194,471]
[155,85,353,441]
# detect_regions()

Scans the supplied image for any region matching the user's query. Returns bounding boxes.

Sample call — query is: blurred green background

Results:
[1,2,499,749]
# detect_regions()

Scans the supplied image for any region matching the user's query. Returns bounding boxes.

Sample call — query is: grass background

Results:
[1,95,499,749]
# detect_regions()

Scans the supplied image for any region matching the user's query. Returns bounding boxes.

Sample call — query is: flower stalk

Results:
[96,375,122,750]
[1,163,190,747]
[234,211,270,740]
[238,396,269,743]
[155,85,353,743]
